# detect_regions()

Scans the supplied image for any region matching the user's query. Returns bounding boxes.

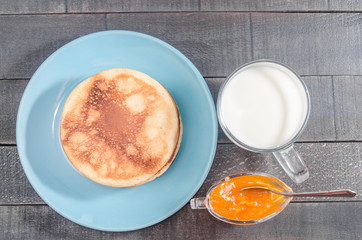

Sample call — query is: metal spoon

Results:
[239,186,357,197]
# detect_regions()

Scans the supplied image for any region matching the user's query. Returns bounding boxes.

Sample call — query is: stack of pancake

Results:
[60,68,182,187]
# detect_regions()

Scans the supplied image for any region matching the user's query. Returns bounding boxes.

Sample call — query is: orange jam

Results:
[209,175,291,221]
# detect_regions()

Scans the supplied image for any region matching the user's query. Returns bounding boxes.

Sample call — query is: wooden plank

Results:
[206,76,336,143]
[0,80,28,144]
[106,13,252,77]
[2,142,361,204]
[1,76,335,144]
[198,143,362,201]
[334,76,362,140]
[2,13,362,79]
[68,0,199,12]
[0,203,361,239]
[5,75,359,144]
[201,0,328,11]
[0,147,43,204]
[204,78,226,142]
[0,15,106,79]
[252,13,362,76]
[7,13,362,78]
[301,76,336,141]
[0,13,251,79]
[0,0,65,14]
[329,1,362,11]
[1,74,357,146]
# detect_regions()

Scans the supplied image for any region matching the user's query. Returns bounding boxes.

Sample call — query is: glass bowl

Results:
[190,172,293,225]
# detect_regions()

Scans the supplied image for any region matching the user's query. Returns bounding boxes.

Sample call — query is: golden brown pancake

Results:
[60,68,182,187]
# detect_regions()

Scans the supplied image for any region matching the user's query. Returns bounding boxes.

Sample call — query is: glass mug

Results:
[190,172,293,225]
[217,60,311,183]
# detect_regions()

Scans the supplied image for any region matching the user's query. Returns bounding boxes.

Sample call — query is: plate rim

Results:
[16,30,218,231]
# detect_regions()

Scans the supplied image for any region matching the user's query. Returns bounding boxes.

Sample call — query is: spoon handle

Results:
[276,189,357,197]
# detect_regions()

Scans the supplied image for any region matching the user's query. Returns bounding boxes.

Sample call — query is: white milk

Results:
[220,62,308,149]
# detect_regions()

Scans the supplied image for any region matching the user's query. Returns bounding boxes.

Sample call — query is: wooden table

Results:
[1,1,362,239]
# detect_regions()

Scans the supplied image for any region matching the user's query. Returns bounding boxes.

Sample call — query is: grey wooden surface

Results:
[0,80,27,144]
[334,76,362,140]
[0,0,65,14]
[1,143,361,204]
[1,76,358,144]
[1,1,362,239]
[68,0,199,12]
[4,0,362,14]
[201,0,329,11]
[201,0,362,11]
[4,13,362,77]
[1,203,361,240]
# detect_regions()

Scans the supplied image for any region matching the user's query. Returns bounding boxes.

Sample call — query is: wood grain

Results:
[0,203,361,239]
[0,147,43,204]
[334,76,362,140]
[0,13,251,79]
[201,0,362,12]
[0,15,106,79]
[197,143,362,201]
[1,76,336,144]
[329,1,362,11]
[68,0,199,12]
[3,75,357,144]
[0,0,65,14]
[301,76,336,141]
[0,80,27,144]
[106,13,252,77]
[3,13,362,78]
[252,13,362,76]
[201,0,328,11]
[2,142,361,204]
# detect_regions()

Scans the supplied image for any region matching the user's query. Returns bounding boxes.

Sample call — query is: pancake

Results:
[60,68,182,187]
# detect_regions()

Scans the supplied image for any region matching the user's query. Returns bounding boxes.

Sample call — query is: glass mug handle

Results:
[273,145,309,184]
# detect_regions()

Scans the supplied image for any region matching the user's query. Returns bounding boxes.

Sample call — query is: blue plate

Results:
[16,31,217,231]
